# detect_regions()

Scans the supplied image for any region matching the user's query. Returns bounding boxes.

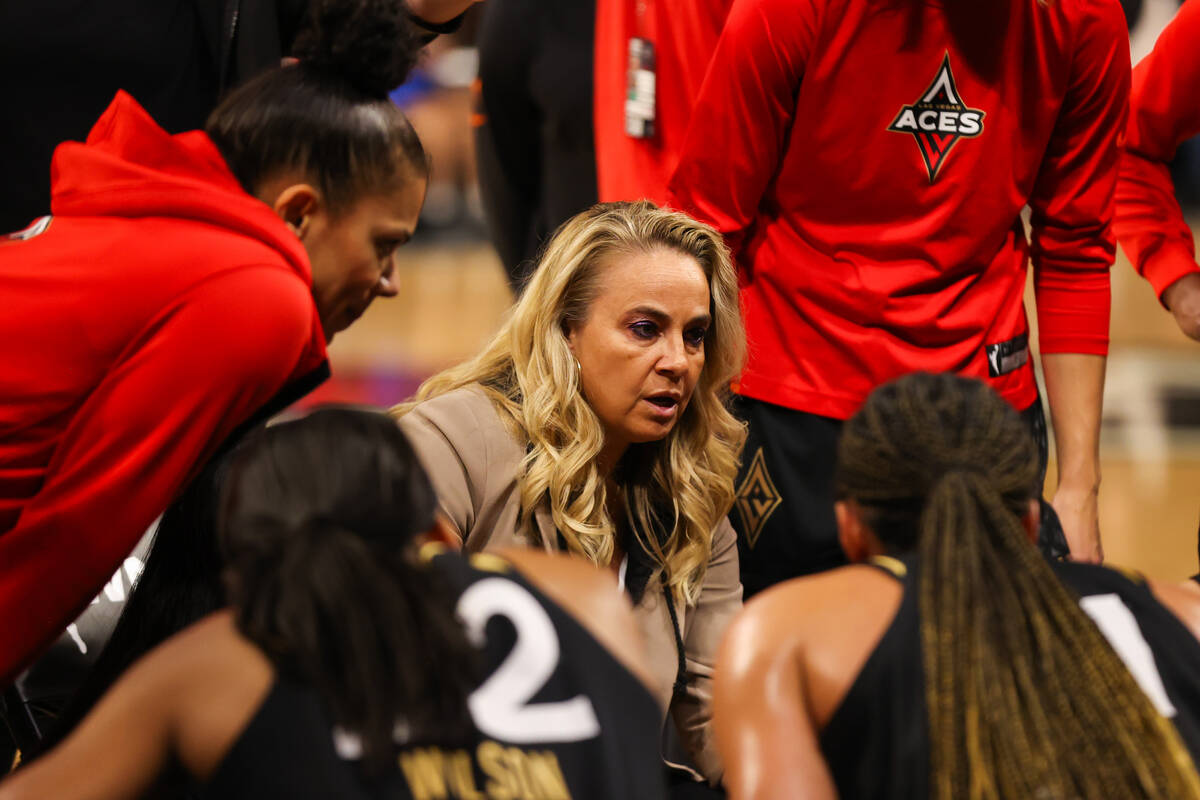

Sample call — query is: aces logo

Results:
[887,54,985,182]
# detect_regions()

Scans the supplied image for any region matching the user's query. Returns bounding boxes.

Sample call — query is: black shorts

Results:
[729,395,1069,599]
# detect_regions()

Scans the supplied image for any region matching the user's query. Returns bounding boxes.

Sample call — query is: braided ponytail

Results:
[220,409,478,771]
[836,373,1200,799]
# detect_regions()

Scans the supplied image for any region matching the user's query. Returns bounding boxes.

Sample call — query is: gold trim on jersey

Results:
[419,541,451,563]
[419,542,513,575]
[469,553,513,575]
[868,554,908,578]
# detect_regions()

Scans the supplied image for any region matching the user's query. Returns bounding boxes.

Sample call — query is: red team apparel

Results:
[0,92,328,683]
[592,0,732,204]
[668,0,1129,420]
[1115,0,1200,297]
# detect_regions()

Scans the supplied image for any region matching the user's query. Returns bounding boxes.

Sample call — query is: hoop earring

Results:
[573,357,582,379]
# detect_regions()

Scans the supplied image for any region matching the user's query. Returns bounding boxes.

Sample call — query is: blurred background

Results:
[299,1,1200,579]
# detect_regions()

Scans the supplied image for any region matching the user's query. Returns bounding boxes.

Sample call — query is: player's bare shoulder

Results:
[496,548,657,695]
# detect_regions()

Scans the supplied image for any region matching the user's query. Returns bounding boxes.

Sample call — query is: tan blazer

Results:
[398,384,742,784]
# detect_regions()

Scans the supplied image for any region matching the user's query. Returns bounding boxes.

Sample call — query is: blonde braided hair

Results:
[836,372,1200,799]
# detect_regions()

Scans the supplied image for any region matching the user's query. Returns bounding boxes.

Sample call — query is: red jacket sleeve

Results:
[666,0,816,258]
[0,266,320,684]
[1028,0,1130,356]
[1114,0,1200,302]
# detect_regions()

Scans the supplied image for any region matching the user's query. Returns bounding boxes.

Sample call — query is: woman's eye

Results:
[685,327,708,346]
[375,240,398,259]
[630,321,657,340]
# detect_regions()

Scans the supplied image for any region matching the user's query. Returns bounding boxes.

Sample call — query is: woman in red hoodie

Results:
[0,0,431,685]
[1114,0,1200,341]
[668,0,1130,592]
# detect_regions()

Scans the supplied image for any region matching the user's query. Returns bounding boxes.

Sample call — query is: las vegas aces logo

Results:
[887,53,985,182]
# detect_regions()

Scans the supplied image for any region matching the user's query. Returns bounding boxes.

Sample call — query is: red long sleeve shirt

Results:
[1115,0,1200,299]
[0,93,328,684]
[593,0,733,204]
[668,0,1129,419]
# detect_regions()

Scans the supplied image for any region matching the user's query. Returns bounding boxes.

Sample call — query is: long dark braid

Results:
[835,372,1200,799]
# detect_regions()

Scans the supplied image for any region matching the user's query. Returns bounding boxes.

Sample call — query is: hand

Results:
[1051,484,1102,563]
[1163,272,1200,341]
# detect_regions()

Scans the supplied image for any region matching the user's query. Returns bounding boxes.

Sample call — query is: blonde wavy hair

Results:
[393,201,746,603]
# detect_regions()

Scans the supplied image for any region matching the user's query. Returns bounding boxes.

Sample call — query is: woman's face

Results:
[566,248,711,462]
[303,173,427,341]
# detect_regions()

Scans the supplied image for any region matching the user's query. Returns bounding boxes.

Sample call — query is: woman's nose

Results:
[377,261,399,297]
[657,335,689,375]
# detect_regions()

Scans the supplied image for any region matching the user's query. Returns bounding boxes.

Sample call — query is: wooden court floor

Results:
[330,240,1200,581]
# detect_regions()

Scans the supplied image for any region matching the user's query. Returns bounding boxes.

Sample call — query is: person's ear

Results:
[561,318,578,354]
[271,184,320,239]
[836,499,874,563]
[1022,498,1040,545]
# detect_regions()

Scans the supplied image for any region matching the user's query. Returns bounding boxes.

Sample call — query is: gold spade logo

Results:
[734,447,782,549]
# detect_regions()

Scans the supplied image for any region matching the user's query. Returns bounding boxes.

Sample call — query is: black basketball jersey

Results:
[202,550,666,800]
[819,555,1200,799]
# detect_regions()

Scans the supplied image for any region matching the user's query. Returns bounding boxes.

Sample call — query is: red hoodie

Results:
[0,92,328,684]
[593,0,733,204]
[1114,0,1200,299]
[668,0,1128,419]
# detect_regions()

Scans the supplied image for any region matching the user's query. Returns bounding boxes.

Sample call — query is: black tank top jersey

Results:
[202,550,666,800]
[818,556,1200,799]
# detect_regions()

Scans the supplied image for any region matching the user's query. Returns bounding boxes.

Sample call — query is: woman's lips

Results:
[643,396,680,420]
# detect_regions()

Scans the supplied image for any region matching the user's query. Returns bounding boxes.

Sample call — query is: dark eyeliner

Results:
[630,320,657,339]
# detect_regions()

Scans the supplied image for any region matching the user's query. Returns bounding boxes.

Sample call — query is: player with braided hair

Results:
[714,372,1200,800]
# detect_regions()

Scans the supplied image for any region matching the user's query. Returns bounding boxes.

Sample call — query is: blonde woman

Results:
[393,200,746,791]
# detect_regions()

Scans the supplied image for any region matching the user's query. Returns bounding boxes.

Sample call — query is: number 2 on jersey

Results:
[457,577,602,743]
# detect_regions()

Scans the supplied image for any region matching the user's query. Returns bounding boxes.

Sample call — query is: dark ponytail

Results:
[836,373,1200,799]
[205,0,429,214]
[220,409,477,770]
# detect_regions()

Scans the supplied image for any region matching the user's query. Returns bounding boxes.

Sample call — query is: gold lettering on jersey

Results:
[523,751,570,798]
[400,749,451,798]
[477,741,517,797]
[400,741,571,800]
